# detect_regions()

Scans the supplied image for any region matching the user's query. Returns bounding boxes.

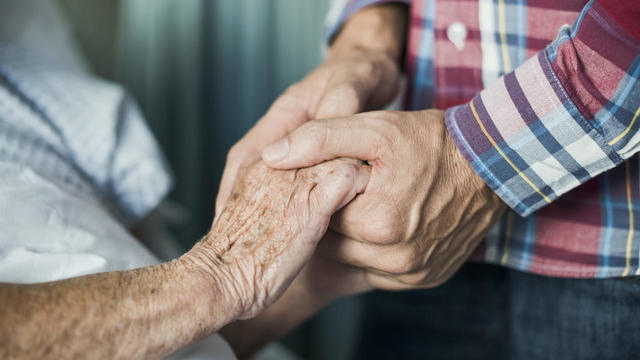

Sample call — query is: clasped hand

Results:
[215,3,505,293]
[193,157,370,320]
[261,109,506,289]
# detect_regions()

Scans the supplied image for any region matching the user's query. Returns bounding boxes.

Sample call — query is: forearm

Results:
[329,3,408,62]
[0,256,235,360]
[0,158,366,359]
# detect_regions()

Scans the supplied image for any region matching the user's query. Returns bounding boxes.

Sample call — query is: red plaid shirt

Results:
[327,0,640,278]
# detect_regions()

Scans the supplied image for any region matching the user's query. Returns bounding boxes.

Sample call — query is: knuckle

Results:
[360,112,397,152]
[354,60,377,79]
[406,270,432,287]
[362,210,403,244]
[281,84,305,105]
[226,143,247,163]
[285,82,302,94]
[302,158,353,183]
[363,204,405,244]
[387,268,432,287]
[381,252,417,276]
[373,134,393,158]
[332,85,362,113]
[226,144,240,160]
[335,163,357,181]
[399,248,423,274]
[369,109,398,121]
[356,61,389,85]
[243,158,268,180]
[374,111,403,133]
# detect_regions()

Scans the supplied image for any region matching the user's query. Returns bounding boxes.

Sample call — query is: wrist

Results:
[441,111,507,214]
[177,243,246,330]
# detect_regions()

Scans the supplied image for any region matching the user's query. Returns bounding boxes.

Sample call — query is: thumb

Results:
[309,162,370,221]
[262,116,382,169]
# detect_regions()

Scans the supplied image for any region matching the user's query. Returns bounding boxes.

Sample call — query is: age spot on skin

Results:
[241,240,255,249]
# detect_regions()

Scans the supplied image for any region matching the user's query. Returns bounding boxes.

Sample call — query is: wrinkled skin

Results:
[262,109,507,290]
[214,5,406,218]
[214,52,399,219]
[190,157,370,320]
[0,157,369,360]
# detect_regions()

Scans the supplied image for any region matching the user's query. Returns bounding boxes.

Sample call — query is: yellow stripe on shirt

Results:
[469,100,551,204]
[608,105,640,146]
[498,0,512,73]
[501,210,514,265]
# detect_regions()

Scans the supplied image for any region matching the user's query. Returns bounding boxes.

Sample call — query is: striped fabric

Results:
[0,43,172,226]
[327,0,640,278]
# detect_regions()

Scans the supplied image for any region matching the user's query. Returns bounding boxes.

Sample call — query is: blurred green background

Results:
[55,1,363,359]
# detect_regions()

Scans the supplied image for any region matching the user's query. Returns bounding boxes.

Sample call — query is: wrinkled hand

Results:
[261,110,507,290]
[215,2,409,217]
[215,52,399,218]
[188,157,369,320]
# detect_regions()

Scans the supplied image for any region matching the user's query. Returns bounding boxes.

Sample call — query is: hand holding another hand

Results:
[262,110,507,289]
[215,4,407,217]
[187,157,370,320]
[215,52,399,218]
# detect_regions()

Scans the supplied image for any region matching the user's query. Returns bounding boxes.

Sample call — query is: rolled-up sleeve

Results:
[325,0,411,44]
[445,0,640,217]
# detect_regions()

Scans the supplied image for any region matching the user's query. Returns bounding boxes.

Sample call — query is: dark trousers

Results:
[355,262,640,360]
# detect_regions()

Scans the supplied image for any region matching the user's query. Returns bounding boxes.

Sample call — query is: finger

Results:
[364,273,418,291]
[328,189,405,244]
[286,163,369,277]
[317,230,415,274]
[262,116,383,169]
[318,237,429,291]
[365,265,456,290]
[309,163,370,220]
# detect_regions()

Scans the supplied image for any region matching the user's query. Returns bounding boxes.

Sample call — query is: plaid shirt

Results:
[327,0,640,278]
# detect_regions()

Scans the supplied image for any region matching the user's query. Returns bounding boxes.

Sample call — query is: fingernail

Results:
[263,138,289,163]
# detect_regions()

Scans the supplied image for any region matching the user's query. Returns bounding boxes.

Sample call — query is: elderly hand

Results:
[187,157,369,320]
[215,4,407,217]
[0,157,369,360]
[261,110,507,289]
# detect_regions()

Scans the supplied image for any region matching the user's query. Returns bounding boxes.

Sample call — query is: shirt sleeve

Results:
[445,0,640,217]
[325,0,411,44]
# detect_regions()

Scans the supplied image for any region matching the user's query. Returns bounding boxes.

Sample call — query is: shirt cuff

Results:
[445,51,621,217]
[325,0,410,45]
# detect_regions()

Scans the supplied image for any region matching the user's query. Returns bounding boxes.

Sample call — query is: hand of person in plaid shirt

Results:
[262,109,507,289]
[215,4,408,217]
[260,0,640,286]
